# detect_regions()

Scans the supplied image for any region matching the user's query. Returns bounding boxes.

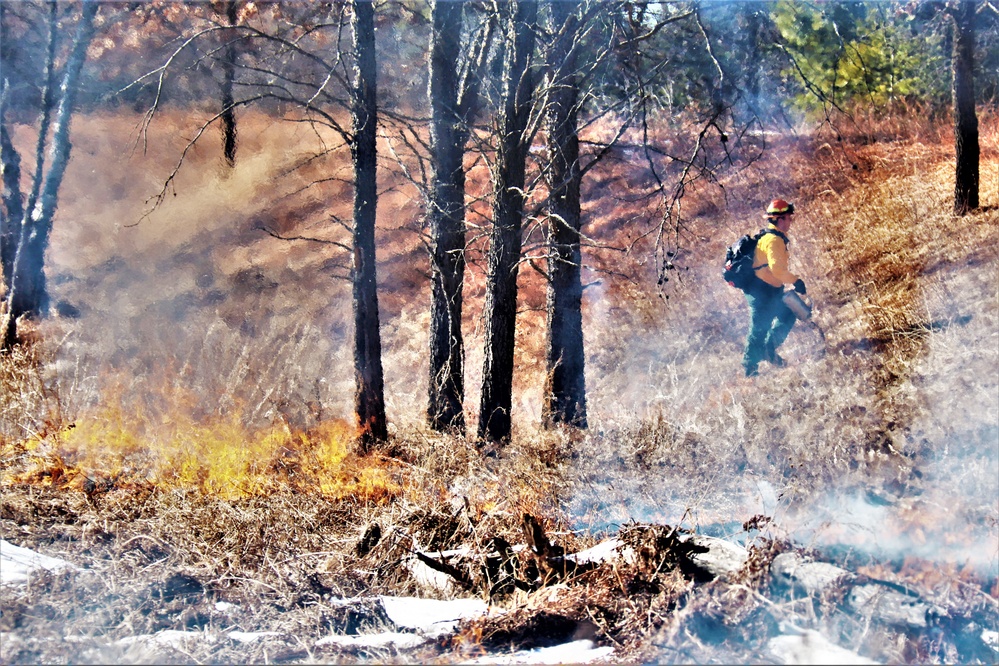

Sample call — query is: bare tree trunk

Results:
[1,86,25,289]
[1,4,25,289]
[478,0,539,444]
[2,0,59,300]
[427,2,494,436]
[2,1,98,348]
[542,0,587,429]
[426,0,469,435]
[951,0,979,215]
[219,0,238,167]
[350,0,387,448]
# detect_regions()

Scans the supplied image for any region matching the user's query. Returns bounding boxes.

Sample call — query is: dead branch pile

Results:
[1,441,997,664]
[2,480,998,664]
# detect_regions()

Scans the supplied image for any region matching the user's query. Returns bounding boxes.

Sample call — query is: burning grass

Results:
[3,402,402,503]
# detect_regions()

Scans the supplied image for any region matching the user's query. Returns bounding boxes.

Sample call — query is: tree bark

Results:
[219,0,239,167]
[542,0,587,429]
[2,0,58,303]
[478,0,539,443]
[1,3,25,289]
[1,89,25,290]
[2,1,98,348]
[426,0,469,435]
[951,0,979,215]
[350,0,387,447]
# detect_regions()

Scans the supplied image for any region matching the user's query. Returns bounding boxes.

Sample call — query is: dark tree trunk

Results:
[3,1,98,348]
[478,0,539,443]
[951,1,979,215]
[349,0,387,448]
[1,97,25,289]
[1,4,26,290]
[426,0,469,435]
[3,0,58,305]
[219,0,238,167]
[427,1,493,435]
[542,0,587,429]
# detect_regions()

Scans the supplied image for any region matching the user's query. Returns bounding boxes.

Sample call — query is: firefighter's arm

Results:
[763,236,799,285]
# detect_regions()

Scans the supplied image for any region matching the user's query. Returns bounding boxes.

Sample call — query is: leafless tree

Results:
[949,0,980,215]
[215,0,240,167]
[478,0,540,444]
[426,0,494,435]
[128,2,389,446]
[540,0,587,429]
[349,0,387,447]
[1,0,99,348]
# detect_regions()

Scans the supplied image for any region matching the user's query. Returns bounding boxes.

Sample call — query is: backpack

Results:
[722,228,787,290]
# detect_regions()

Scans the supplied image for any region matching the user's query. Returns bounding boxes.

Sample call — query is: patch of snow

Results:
[983,629,999,653]
[228,630,282,643]
[0,539,78,586]
[316,631,427,650]
[419,546,474,559]
[379,595,489,636]
[214,601,236,612]
[563,539,635,566]
[327,595,378,607]
[114,630,213,649]
[471,639,614,664]
[768,630,878,665]
[683,534,750,578]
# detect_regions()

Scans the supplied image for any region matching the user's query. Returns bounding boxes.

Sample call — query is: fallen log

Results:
[348,518,991,662]
[770,551,852,594]
[769,551,945,630]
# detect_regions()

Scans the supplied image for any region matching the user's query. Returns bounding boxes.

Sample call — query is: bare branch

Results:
[257,224,352,252]
[132,94,266,225]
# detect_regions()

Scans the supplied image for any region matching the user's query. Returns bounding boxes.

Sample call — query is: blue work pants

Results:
[743,281,796,375]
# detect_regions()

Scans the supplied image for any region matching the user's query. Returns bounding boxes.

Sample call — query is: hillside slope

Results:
[0,108,996,664]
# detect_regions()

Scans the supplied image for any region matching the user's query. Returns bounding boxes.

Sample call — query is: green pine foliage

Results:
[773,0,948,116]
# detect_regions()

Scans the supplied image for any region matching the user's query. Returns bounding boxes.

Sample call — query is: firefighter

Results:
[743,198,807,377]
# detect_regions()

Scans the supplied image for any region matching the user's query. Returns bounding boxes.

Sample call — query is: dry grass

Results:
[0,337,63,444]
[1,106,997,663]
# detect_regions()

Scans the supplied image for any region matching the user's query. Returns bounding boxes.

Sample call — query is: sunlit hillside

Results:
[1,105,997,663]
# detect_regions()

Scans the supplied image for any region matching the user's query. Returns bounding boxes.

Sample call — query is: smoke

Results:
[35,110,364,430]
[568,251,999,578]
[788,486,998,576]
[24,100,999,584]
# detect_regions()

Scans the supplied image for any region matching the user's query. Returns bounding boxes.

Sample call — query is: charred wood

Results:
[413,549,476,592]
[521,513,591,584]
[355,523,381,557]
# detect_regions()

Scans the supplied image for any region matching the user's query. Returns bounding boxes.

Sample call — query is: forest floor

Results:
[1,109,998,664]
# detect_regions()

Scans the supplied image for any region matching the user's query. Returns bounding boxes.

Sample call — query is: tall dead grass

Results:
[0,340,63,444]
[4,105,995,519]
[1,105,997,662]
[556,109,998,579]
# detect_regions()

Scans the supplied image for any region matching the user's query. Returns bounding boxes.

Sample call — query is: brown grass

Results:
[1,105,997,663]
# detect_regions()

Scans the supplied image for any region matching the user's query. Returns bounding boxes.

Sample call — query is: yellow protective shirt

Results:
[753,224,798,287]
